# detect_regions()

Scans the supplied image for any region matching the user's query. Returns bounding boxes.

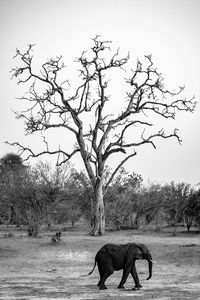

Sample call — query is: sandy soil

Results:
[0,227,200,300]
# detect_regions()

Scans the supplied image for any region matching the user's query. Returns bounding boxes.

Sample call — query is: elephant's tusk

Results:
[150,260,157,264]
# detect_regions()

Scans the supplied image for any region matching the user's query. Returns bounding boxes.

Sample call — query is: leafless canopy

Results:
[8,36,196,190]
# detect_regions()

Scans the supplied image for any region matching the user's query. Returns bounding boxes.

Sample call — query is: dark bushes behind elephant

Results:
[88,242,153,290]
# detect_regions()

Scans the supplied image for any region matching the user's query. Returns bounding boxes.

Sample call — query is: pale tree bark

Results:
[8,37,196,235]
[90,179,105,235]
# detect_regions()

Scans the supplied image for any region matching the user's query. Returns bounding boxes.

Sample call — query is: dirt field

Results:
[0,226,200,300]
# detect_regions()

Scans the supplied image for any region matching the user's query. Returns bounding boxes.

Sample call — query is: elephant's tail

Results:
[79,259,97,277]
[88,259,97,275]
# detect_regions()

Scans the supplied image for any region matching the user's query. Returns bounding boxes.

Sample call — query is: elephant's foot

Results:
[117,285,125,289]
[98,285,107,290]
[132,284,142,291]
[97,283,107,290]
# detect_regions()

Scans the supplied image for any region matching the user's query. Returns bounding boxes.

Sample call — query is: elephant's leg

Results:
[118,264,132,289]
[131,263,142,290]
[97,264,104,287]
[97,255,113,290]
[98,269,113,290]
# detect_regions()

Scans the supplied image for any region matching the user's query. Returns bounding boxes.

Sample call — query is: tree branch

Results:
[104,152,137,193]
[6,141,80,166]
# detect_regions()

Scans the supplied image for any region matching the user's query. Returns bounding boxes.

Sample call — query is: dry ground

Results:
[0,226,200,300]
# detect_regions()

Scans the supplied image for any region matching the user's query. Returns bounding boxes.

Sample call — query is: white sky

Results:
[0,0,200,185]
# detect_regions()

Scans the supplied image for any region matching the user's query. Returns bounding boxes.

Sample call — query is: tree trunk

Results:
[90,180,105,236]
[90,195,95,227]
[132,212,142,229]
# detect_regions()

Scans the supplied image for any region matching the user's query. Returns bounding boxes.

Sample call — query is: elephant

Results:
[88,243,153,290]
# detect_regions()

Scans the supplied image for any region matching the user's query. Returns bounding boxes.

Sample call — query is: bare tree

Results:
[8,37,195,235]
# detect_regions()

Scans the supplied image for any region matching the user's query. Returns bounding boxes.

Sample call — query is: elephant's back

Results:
[97,243,127,270]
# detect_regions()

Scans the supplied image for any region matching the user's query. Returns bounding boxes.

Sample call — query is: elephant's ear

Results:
[127,244,143,259]
[128,243,149,259]
[137,244,148,254]
[137,244,151,260]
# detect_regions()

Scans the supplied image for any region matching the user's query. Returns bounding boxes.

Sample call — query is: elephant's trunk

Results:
[146,259,153,280]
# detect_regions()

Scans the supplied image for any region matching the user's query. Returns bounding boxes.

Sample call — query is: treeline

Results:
[0,153,200,236]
